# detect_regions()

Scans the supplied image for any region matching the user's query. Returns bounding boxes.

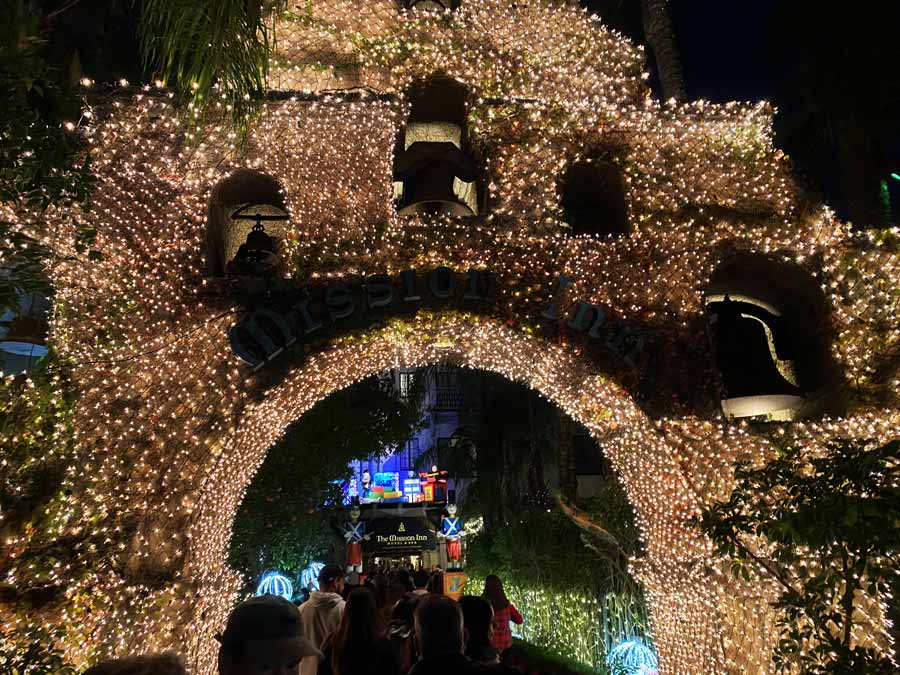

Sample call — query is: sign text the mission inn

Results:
[228,266,643,370]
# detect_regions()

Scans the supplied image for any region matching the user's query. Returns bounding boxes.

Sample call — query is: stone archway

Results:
[10,5,899,671]
[176,312,768,675]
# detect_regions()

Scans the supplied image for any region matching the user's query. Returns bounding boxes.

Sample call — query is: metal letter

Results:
[428,266,456,299]
[365,274,394,309]
[229,309,296,368]
[540,275,575,320]
[400,269,421,302]
[290,298,322,335]
[325,283,354,321]
[566,300,605,338]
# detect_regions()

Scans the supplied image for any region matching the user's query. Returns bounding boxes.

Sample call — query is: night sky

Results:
[669,0,782,103]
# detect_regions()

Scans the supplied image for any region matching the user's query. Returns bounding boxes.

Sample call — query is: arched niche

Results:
[393,76,479,217]
[705,254,845,420]
[205,170,289,277]
[402,0,460,11]
[560,160,630,237]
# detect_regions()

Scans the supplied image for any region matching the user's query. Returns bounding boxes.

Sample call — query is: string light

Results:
[2,2,899,674]
[254,571,293,600]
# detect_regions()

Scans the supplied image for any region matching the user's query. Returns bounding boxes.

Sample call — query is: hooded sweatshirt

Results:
[298,591,345,675]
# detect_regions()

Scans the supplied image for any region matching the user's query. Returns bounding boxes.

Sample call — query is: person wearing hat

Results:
[216,595,322,675]
[297,564,346,675]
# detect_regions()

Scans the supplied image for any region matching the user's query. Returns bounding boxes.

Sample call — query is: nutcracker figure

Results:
[343,505,369,573]
[439,503,465,569]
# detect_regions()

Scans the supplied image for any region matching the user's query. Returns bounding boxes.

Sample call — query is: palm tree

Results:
[640,0,685,103]
[772,1,900,228]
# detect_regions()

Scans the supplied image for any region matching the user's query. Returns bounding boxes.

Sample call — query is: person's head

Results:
[368,574,388,608]
[458,596,495,659]
[216,595,322,675]
[318,564,345,594]
[414,595,465,658]
[83,652,186,675]
[426,571,444,596]
[389,593,424,673]
[331,588,384,675]
[395,568,414,592]
[483,575,509,611]
[349,505,361,521]
[413,569,430,590]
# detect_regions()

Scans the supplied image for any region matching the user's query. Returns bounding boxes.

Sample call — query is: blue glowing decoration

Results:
[255,571,293,600]
[300,561,325,592]
[606,640,659,675]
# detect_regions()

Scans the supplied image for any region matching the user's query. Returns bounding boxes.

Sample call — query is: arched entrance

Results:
[178,312,768,675]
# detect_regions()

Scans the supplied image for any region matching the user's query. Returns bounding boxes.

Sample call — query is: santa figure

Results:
[343,505,369,573]
[439,503,465,569]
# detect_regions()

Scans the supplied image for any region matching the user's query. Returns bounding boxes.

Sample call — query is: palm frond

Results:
[138,0,285,131]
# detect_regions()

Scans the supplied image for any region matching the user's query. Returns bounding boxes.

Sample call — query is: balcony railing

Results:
[433,387,463,410]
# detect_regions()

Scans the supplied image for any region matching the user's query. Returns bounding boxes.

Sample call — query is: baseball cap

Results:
[317,564,344,586]
[216,595,321,661]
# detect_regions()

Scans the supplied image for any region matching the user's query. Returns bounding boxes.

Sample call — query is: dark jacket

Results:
[318,635,398,675]
[407,654,496,675]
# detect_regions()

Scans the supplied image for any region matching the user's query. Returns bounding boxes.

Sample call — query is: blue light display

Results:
[300,561,325,592]
[606,639,659,675]
[255,571,293,600]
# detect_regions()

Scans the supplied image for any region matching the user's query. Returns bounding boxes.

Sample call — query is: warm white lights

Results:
[2,2,899,674]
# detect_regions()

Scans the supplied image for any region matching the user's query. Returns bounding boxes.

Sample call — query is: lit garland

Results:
[465,575,653,672]
[1,1,899,674]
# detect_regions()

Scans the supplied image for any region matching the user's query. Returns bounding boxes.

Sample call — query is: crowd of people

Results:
[82,566,524,675]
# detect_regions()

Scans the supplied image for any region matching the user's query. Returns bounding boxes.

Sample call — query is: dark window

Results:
[434,364,459,389]
[403,437,420,472]
[560,160,629,237]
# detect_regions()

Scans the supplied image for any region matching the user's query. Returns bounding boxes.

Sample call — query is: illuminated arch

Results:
[15,3,900,674]
[179,313,761,675]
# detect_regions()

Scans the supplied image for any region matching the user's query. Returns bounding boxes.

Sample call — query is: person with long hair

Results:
[318,587,398,675]
[482,575,523,655]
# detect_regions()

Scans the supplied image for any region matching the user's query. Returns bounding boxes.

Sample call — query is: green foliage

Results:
[0,5,93,213]
[228,374,424,585]
[699,438,900,674]
[461,377,652,670]
[467,506,614,594]
[582,481,644,560]
[138,0,284,132]
[465,498,651,667]
[0,621,76,675]
[1,3,97,317]
[507,639,601,675]
[0,357,83,675]
[0,356,76,567]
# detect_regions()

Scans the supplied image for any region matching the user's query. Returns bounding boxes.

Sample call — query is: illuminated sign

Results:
[363,517,437,553]
[228,268,643,370]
